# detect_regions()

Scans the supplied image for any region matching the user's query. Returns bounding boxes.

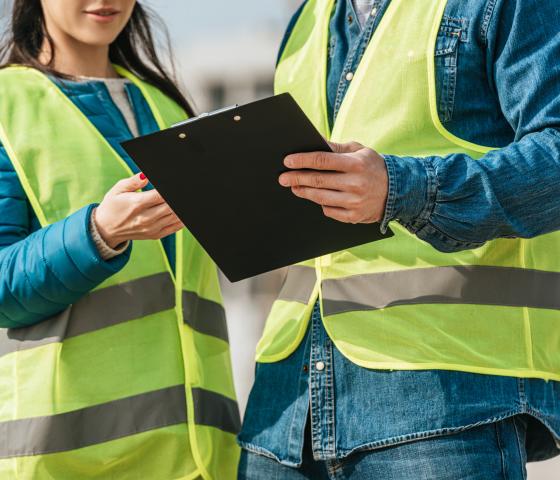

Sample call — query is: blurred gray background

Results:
[1,0,558,477]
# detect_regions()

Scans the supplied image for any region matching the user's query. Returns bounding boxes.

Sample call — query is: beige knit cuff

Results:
[90,209,130,261]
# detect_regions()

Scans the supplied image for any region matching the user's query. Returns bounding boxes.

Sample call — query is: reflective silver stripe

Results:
[182,292,229,342]
[322,265,560,316]
[276,265,317,304]
[0,382,240,458]
[0,385,186,458]
[0,273,175,357]
[192,388,241,435]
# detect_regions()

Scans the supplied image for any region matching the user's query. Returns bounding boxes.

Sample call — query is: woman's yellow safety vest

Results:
[262,0,560,381]
[0,66,240,479]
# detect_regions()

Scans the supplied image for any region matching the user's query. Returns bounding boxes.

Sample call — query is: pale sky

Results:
[145,0,292,43]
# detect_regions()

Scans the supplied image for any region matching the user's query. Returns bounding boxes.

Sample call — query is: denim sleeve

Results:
[383,0,560,253]
[0,145,131,328]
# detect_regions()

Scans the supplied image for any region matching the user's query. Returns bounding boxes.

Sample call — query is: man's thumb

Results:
[327,140,363,154]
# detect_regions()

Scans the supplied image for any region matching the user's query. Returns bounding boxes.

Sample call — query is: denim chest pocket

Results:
[435,16,469,123]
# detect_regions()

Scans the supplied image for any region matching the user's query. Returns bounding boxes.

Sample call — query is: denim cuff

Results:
[414,222,485,253]
[381,155,437,233]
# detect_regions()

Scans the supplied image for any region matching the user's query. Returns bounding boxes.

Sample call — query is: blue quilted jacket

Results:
[0,77,173,328]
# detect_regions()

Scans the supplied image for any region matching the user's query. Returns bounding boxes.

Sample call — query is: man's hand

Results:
[278,141,389,224]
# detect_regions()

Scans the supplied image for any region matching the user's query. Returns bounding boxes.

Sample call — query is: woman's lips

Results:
[84,9,120,23]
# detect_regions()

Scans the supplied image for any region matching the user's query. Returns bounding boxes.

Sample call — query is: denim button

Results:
[316,361,326,371]
[345,72,354,81]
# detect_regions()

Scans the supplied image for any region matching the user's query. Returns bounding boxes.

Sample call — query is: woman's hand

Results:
[94,173,184,248]
[278,141,389,224]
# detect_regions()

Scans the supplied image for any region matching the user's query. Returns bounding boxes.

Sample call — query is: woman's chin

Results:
[74,31,122,49]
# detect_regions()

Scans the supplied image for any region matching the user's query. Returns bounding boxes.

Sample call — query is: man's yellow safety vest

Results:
[261,0,560,382]
[0,66,240,479]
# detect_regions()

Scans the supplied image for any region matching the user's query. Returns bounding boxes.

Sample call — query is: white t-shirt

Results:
[352,0,376,27]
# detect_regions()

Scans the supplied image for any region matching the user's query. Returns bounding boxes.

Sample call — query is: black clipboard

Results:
[122,93,393,282]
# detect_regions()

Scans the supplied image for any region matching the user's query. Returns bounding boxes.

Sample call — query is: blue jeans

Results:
[238,416,529,480]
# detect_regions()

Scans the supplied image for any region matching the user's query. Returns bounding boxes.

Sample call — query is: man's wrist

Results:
[381,154,437,232]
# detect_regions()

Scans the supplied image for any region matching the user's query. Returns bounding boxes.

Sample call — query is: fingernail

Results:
[139,173,147,180]
[279,175,289,186]
[284,157,294,168]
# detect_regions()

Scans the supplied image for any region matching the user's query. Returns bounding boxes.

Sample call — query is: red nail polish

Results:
[139,173,147,180]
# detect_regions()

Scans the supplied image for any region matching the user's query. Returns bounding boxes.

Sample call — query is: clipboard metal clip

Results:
[173,104,239,128]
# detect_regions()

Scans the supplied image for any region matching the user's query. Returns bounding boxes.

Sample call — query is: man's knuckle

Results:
[354,157,367,172]
[314,152,328,169]
[345,178,356,191]
[347,177,361,192]
[312,174,325,188]
[356,178,369,192]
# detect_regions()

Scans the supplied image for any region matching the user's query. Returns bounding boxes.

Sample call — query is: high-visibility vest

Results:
[0,66,240,480]
[262,0,560,381]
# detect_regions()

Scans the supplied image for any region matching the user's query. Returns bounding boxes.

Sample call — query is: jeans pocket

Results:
[435,16,468,123]
[495,416,529,480]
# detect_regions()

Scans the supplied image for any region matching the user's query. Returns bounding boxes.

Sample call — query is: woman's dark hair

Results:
[0,0,195,117]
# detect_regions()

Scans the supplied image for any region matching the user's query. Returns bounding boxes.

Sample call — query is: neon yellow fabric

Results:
[0,66,239,479]
[0,313,184,421]
[263,0,560,381]
[0,426,199,480]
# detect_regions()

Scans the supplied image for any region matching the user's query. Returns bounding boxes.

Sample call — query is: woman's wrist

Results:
[90,208,129,260]
[92,204,126,249]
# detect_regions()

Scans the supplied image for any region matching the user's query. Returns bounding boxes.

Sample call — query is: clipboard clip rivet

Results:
[178,133,187,139]
[233,115,242,122]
